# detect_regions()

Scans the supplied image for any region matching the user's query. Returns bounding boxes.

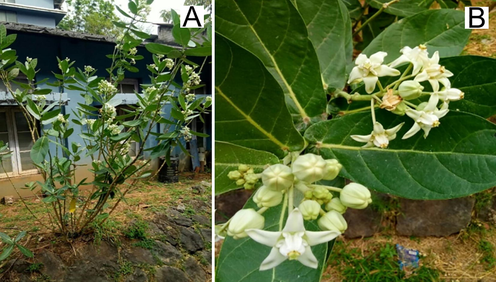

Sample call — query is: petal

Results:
[435,108,449,119]
[421,125,432,138]
[259,247,287,271]
[246,229,282,247]
[411,61,423,75]
[369,51,387,64]
[405,108,421,120]
[355,54,368,65]
[426,93,440,110]
[283,208,305,233]
[297,246,319,269]
[428,79,439,93]
[347,67,363,83]
[376,65,400,77]
[373,134,389,148]
[305,230,340,246]
[389,55,410,68]
[402,123,421,139]
[414,71,429,82]
[400,46,412,55]
[443,68,453,77]
[438,77,451,89]
[351,133,372,143]
[430,51,440,64]
[373,122,385,134]
[362,76,378,94]
[385,122,405,136]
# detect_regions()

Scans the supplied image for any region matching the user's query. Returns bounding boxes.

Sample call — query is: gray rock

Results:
[125,268,148,282]
[184,257,207,282]
[201,229,212,242]
[154,240,182,265]
[11,259,30,273]
[176,203,186,212]
[180,227,204,253]
[38,251,66,281]
[169,209,193,227]
[343,206,382,238]
[396,197,475,236]
[192,214,210,226]
[123,246,156,265]
[155,266,189,282]
[200,250,212,266]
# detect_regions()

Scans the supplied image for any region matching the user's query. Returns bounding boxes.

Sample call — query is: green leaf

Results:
[115,5,133,19]
[14,231,26,243]
[216,0,327,125]
[215,142,279,195]
[130,28,150,40]
[128,1,138,14]
[41,109,61,125]
[172,24,192,47]
[30,136,49,165]
[295,0,353,91]
[216,196,329,281]
[16,244,33,258]
[439,56,496,118]
[184,46,211,57]
[304,111,496,200]
[362,9,471,64]
[0,245,14,261]
[341,0,363,19]
[26,99,41,120]
[122,120,141,127]
[145,43,175,55]
[366,0,431,18]
[0,232,13,244]
[215,35,305,158]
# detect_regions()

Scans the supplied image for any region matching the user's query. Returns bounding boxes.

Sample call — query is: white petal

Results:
[362,76,378,94]
[402,123,421,139]
[443,68,453,77]
[435,108,449,119]
[430,51,440,64]
[296,246,319,269]
[373,133,389,148]
[283,208,305,233]
[438,77,451,89]
[426,93,440,110]
[305,230,340,246]
[385,122,404,136]
[351,134,372,143]
[389,55,410,68]
[355,54,368,65]
[246,229,282,247]
[259,247,287,271]
[405,108,421,120]
[428,79,440,93]
[414,71,429,82]
[411,61,423,75]
[369,52,387,64]
[400,46,412,55]
[421,125,432,138]
[373,122,385,134]
[347,67,362,83]
[376,65,400,77]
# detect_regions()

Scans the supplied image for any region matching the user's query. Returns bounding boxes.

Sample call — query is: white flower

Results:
[246,208,340,270]
[261,164,294,192]
[414,51,453,92]
[318,210,348,232]
[292,154,327,183]
[228,209,265,239]
[57,114,66,123]
[339,183,372,210]
[428,87,464,107]
[165,58,174,69]
[348,52,401,93]
[351,122,404,149]
[253,186,283,208]
[402,102,448,139]
[390,45,430,75]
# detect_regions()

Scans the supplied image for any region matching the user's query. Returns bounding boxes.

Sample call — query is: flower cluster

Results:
[101,103,117,123]
[165,58,174,70]
[219,153,373,271]
[349,45,464,148]
[227,164,260,190]
[98,80,118,97]
[179,126,192,141]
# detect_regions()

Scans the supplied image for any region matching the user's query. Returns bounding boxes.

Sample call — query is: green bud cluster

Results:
[227,164,260,190]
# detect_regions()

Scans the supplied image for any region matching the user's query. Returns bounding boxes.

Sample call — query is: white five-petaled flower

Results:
[390,45,430,75]
[348,52,400,93]
[414,51,453,92]
[427,87,464,109]
[245,208,340,271]
[350,122,404,149]
[402,102,449,139]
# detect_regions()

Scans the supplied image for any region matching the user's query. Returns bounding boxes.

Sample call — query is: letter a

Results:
[182,6,201,28]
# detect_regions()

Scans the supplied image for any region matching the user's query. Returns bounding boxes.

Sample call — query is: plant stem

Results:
[309,184,343,193]
[352,0,399,37]
[371,99,376,124]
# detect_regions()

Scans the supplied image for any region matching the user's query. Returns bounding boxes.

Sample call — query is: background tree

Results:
[160,0,212,23]
[58,0,119,36]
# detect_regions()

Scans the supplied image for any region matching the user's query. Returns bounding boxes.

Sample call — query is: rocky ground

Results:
[0,174,212,282]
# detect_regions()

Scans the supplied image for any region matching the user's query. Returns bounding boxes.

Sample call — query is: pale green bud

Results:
[313,186,329,199]
[323,159,342,180]
[253,186,283,208]
[262,164,294,191]
[236,179,246,186]
[244,183,255,190]
[340,183,372,209]
[292,153,327,183]
[238,164,250,172]
[304,190,314,199]
[244,174,260,185]
[298,200,321,220]
[295,181,311,194]
[391,101,407,116]
[399,80,424,100]
[325,198,347,214]
[246,168,254,175]
[227,209,265,239]
[228,170,242,180]
[318,210,347,233]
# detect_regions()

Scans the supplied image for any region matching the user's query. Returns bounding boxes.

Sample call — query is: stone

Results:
[180,227,204,253]
[215,189,253,222]
[155,266,189,282]
[201,229,212,242]
[396,197,475,236]
[184,256,207,282]
[192,214,210,226]
[38,251,66,281]
[169,209,193,227]
[176,203,186,212]
[0,195,14,205]
[343,206,382,238]
[123,246,155,265]
[154,240,182,265]
[125,268,148,282]
[200,250,212,266]
[11,259,30,273]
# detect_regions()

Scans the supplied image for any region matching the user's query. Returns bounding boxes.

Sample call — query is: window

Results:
[0,11,17,22]
[117,78,139,94]
[0,108,38,177]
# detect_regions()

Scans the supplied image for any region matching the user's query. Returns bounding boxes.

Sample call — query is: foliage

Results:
[215,0,495,280]
[160,0,212,23]
[58,0,119,36]
[0,0,211,239]
[0,231,33,261]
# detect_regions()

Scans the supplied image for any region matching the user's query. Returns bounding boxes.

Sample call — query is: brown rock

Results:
[343,206,382,238]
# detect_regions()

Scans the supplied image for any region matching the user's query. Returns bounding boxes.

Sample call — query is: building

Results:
[0,0,212,197]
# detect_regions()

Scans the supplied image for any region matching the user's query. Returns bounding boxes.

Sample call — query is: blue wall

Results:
[17,13,56,27]
[17,0,53,9]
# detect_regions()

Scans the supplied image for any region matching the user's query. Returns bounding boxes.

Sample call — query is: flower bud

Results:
[238,164,250,173]
[298,200,321,220]
[227,209,265,239]
[244,183,255,190]
[244,174,260,185]
[262,164,294,191]
[253,186,283,208]
[246,168,255,175]
[292,154,327,183]
[340,183,372,209]
[295,181,311,194]
[391,101,407,116]
[398,80,424,100]
[325,198,347,214]
[236,179,246,186]
[313,186,330,199]
[228,170,242,180]
[318,210,347,233]
[323,159,342,180]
